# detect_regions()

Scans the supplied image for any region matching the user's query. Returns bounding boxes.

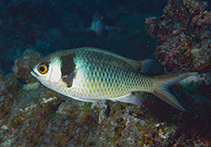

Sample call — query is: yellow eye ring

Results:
[38,64,48,74]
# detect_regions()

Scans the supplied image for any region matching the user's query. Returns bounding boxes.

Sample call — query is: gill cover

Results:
[31,57,62,86]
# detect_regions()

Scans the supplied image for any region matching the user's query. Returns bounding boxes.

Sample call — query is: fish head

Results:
[31,56,62,88]
[92,11,103,22]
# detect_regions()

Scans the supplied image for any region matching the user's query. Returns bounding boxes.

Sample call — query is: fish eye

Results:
[38,63,48,74]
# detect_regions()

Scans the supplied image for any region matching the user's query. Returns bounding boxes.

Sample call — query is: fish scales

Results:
[71,49,154,99]
[31,47,197,111]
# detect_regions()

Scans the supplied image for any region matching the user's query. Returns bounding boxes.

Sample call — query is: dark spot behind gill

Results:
[60,53,76,87]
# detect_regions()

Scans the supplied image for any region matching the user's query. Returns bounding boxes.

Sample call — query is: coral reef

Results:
[145,0,211,72]
[144,1,211,146]
[12,49,41,83]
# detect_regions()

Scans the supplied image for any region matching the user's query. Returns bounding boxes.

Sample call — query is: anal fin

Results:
[115,92,142,105]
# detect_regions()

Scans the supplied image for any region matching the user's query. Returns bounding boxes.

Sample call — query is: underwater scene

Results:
[0,0,210,146]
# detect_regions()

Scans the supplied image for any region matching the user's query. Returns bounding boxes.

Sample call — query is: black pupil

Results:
[40,66,45,72]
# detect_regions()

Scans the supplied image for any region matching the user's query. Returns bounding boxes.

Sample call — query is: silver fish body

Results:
[31,47,196,111]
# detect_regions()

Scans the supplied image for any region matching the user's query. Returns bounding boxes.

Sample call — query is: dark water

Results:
[0,0,168,72]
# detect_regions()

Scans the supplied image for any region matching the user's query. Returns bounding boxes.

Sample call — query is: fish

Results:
[31,47,197,111]
[83,11,121,38]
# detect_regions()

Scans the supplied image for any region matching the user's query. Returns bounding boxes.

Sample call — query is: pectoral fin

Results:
[62,71,75,88]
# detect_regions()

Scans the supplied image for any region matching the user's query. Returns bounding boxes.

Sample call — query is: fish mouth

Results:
[30,69,39,77]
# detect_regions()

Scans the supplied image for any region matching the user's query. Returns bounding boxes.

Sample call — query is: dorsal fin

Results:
[128,59,164,75]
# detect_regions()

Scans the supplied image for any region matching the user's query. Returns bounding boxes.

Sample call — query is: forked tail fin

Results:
[152,72,197,111]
